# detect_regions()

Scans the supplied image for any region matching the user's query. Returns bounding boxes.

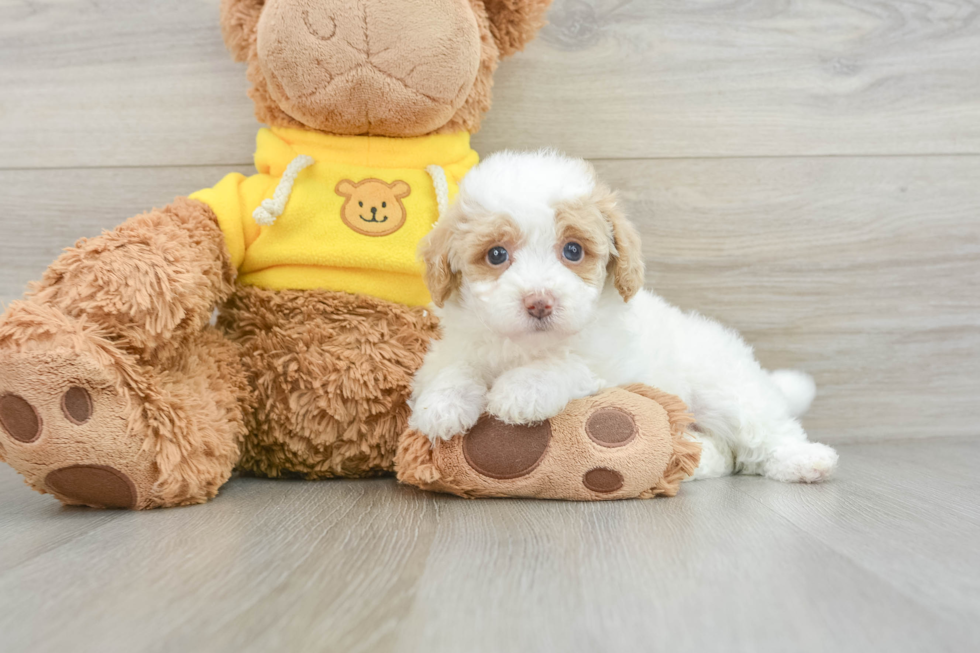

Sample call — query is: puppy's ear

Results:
[220,0,265,62]
[481,0,554,58]
[596,186,645,302]
[420,209,461,307]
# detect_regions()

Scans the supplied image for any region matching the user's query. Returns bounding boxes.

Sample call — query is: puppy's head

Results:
[421,150,645,339]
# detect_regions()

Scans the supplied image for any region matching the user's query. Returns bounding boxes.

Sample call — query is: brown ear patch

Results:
[585,407,636,448]
[335,178,412,237]
[594,185,645,302]
[462,415,551,479]
[0,394,42,443]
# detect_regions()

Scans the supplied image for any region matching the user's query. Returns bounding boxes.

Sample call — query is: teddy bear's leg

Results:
[396,385,702,500]
[218,286,439,478]
[0,199,249,508]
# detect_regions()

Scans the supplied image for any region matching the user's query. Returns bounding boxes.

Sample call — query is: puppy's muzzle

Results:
[523,292,554,320]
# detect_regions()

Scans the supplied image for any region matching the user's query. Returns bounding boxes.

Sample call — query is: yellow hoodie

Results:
[190,127,479,306]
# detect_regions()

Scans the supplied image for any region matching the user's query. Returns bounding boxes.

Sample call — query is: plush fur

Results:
[411,151,839,483]
[27,197,236,363]
[0,1,554,508]
[219,286,438,478]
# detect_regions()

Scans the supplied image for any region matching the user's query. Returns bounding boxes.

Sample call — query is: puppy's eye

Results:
[382,202,387,208]
[359,201,363,207]
[487,246,509,266]
[563,242,584,262]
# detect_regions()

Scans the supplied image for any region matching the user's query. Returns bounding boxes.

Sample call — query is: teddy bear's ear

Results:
[389,181,412,199]
[481,0,554,58]
[220,0,265,63]
[335,180,357,197]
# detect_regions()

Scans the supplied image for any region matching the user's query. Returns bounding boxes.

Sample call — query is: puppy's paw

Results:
[487,369,571,425]
[409,388,485,444]
[764,441,839,483]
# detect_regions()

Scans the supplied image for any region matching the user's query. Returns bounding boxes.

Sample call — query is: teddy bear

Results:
[0,0,556,509]
[0,0,701,509]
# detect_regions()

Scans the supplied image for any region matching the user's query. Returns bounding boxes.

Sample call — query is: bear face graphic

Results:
[335,178,412,237]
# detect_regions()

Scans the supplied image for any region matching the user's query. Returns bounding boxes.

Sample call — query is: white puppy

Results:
[409,150,838,482]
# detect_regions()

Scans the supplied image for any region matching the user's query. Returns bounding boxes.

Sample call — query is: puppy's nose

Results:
[523,293,554,319]
[371,206,377,215]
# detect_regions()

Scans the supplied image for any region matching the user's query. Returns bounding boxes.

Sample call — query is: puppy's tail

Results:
[770,369,816,418]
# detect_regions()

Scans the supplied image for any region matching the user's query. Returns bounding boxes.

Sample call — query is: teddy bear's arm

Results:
[26,197,236,358]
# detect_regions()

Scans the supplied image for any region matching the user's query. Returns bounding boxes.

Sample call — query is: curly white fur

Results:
[409,150,838,483]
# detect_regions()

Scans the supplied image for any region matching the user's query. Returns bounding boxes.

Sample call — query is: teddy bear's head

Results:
[220,0,553,137]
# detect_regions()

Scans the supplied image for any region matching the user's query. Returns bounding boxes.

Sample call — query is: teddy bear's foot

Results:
[0,302,247,509]
[0,347,152,508]
[396,385,702,501]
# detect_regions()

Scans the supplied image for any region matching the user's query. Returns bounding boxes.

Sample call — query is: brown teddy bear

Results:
[0,0,553,509]
[0,0,700,509]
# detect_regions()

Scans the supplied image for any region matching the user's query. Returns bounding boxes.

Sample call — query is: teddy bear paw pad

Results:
[45,465,137,510]
[0,349,153,508]
[585,408,637,448]
[582,467,625,493]
[0,393,43,443]
[461,415,551,480]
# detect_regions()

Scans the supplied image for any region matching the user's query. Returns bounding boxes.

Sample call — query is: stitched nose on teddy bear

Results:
[365,206,387,223]
[256,0,482,136]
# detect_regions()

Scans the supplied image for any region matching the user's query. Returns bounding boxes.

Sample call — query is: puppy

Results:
[409,150,838,482]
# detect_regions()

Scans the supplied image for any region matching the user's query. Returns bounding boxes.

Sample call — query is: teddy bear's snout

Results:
[362,206,388,224]
[256,0,482,136]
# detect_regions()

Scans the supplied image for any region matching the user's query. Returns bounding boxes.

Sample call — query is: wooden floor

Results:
[0,439,977,653]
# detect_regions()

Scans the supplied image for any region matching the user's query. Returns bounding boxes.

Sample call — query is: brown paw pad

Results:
[45,465,137,509]
[61,386,94,424]
[462,415,551,479]
[0,394,43,443]
[583,467,625,493]
[586,408,636,448]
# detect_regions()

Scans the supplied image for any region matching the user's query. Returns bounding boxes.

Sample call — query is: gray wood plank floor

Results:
[1,439,978,653]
